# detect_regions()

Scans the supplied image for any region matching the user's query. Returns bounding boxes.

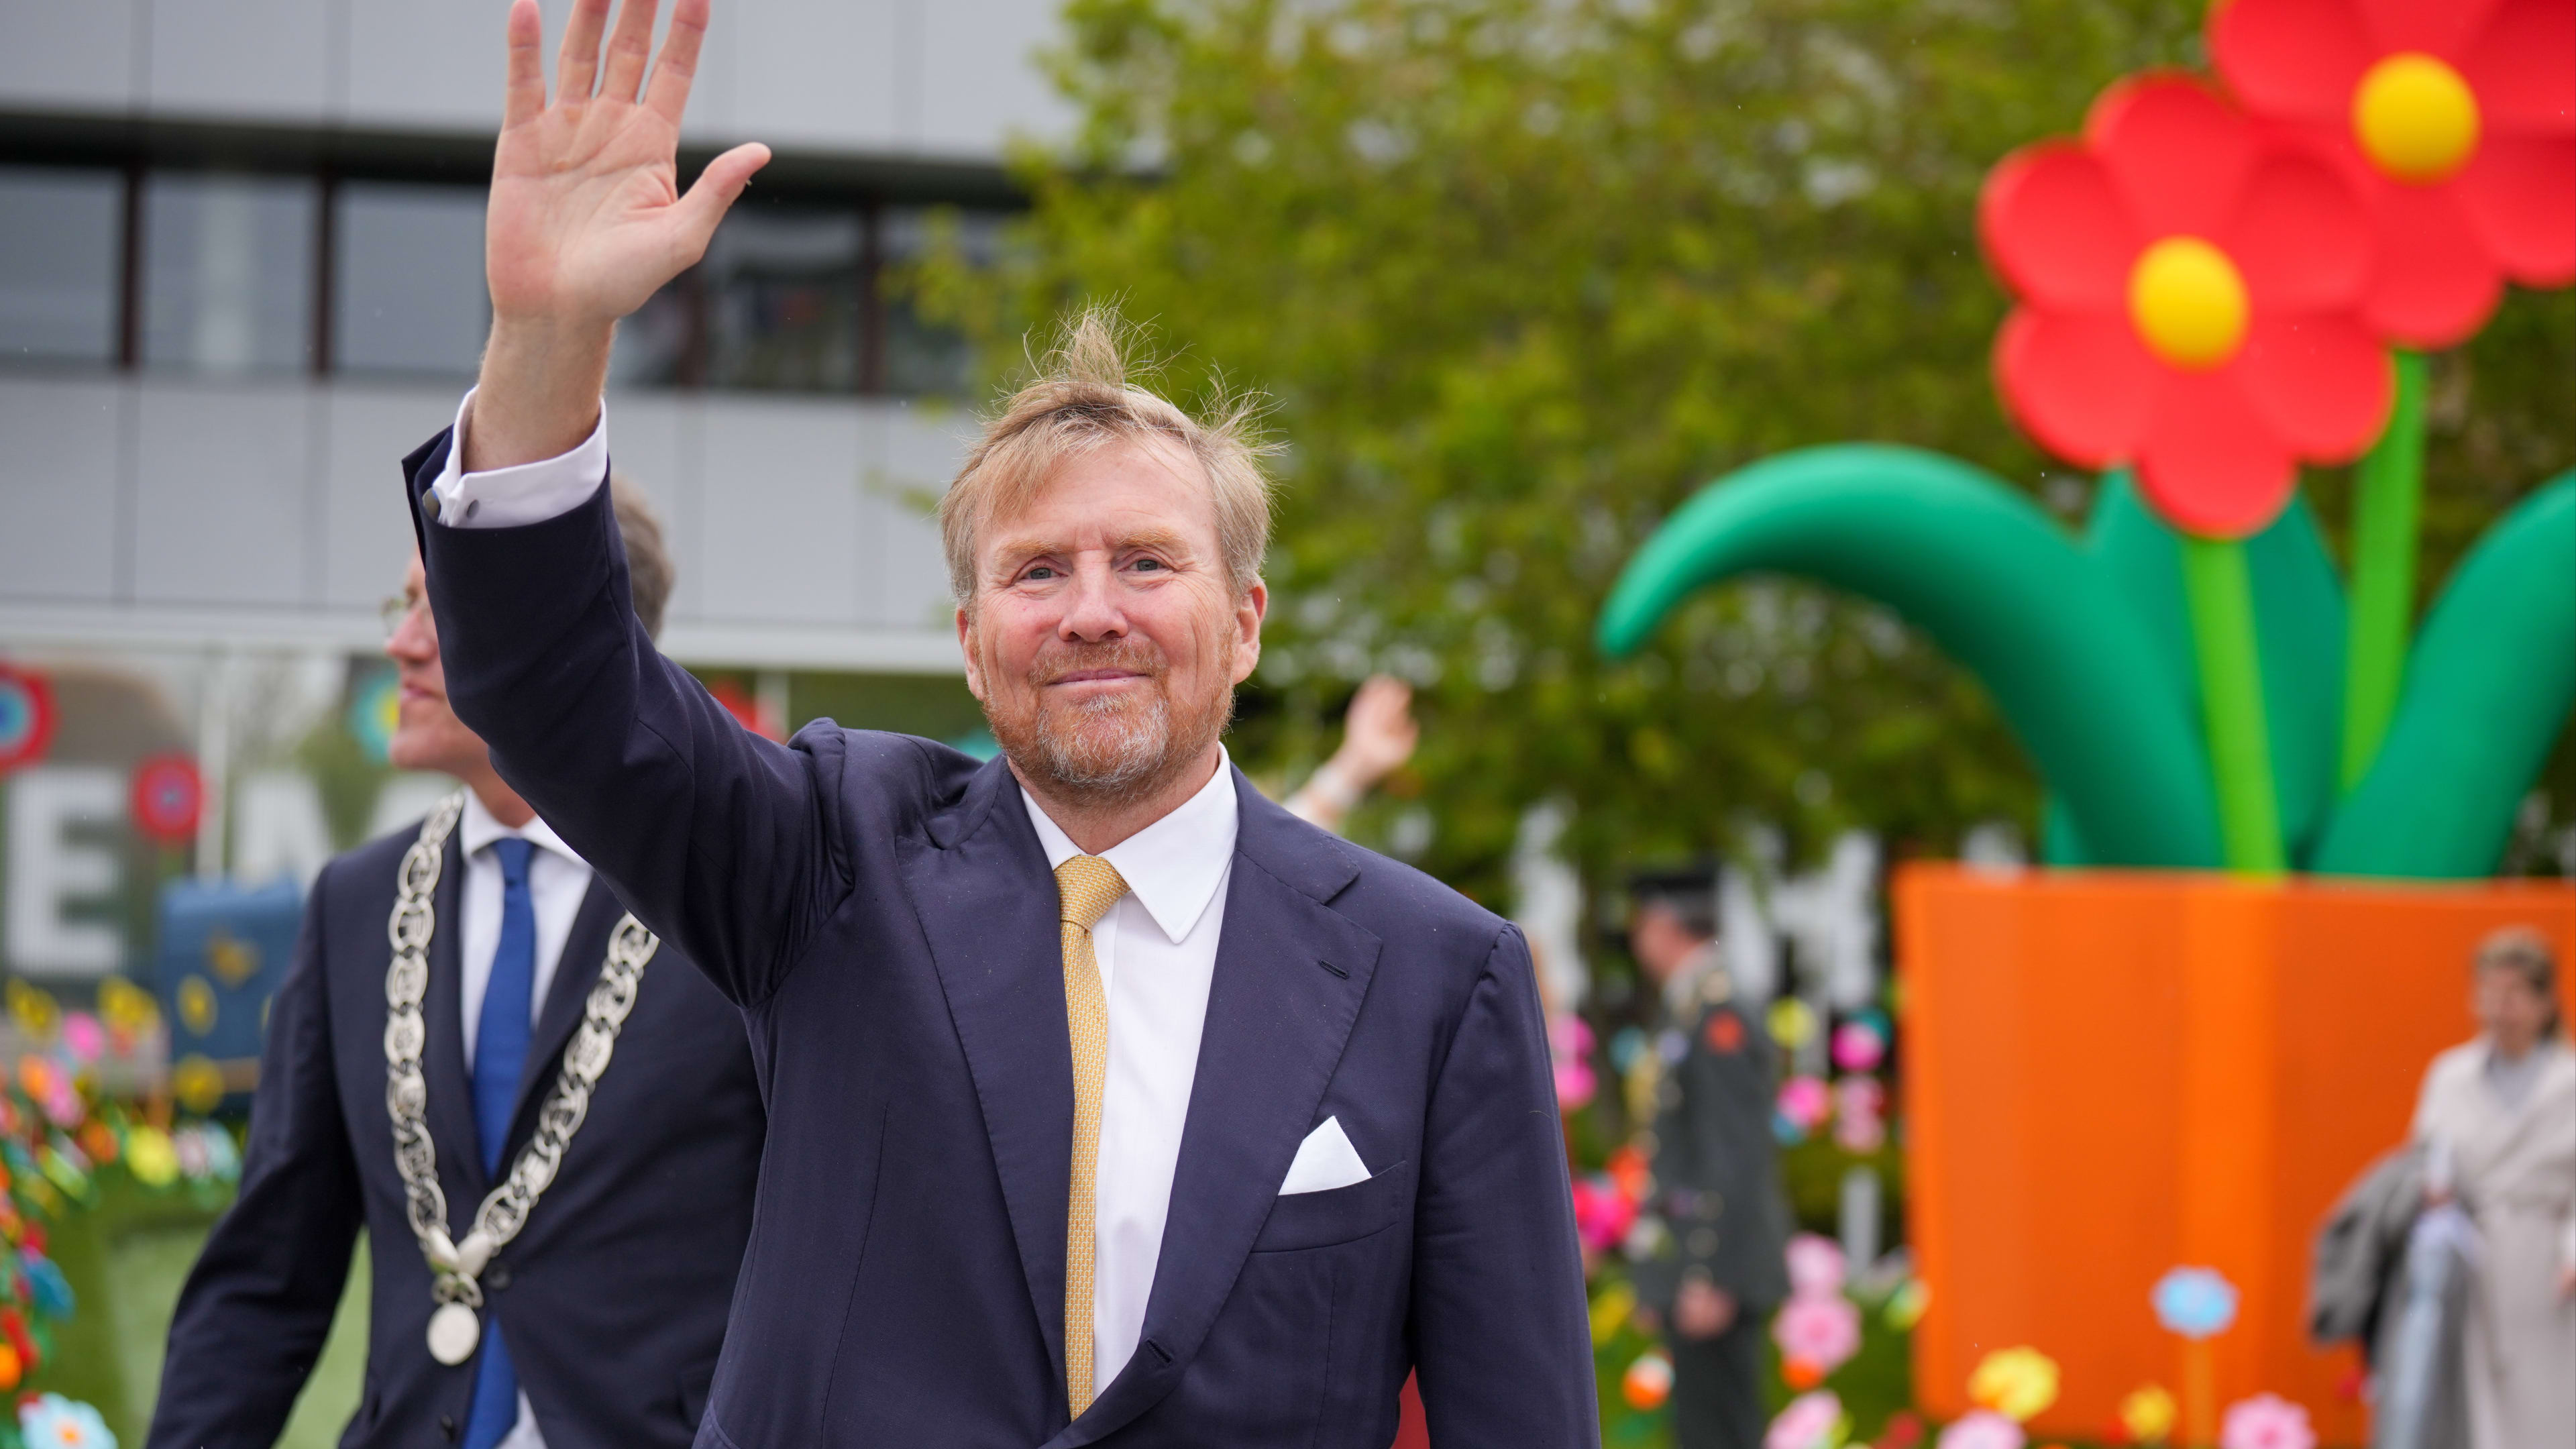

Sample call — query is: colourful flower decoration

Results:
[1770,997,1821,1049]
[1786,1233,1849,1296]
[21,1250,72,1319]
[1778,1075,1832,1132]
[2213,0,2575,345]
[1833,1076,1887,1154]
[2219,1393,2316,1449]
[1981,76,2390,537]
[1831,1017,1888,1073]
[1623,1349,1676,1411]
[2119,1383,2179,1444]
[1968,1346,2062,1423]
[1936,1410,2027,1449]
[1884,1277,1931,1330]
[1569,1173,1638,1252]
[1774,1293,1864,1377]
[1877,1409,1927,1449]
[1588,1280,1638,1345]
[125,1124,179,1189]
[18,1393,116,1449]
[1766,1389,1847,1449]
[2151,1266,2240,1338]
[1548,1012,1597,1110]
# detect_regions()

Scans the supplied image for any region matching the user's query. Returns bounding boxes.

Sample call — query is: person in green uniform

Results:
[1625,867,1792,1449]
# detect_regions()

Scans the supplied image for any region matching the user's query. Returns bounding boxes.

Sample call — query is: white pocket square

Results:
[1279,1116,1373,1195]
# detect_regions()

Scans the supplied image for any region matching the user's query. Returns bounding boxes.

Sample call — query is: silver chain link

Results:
[384,792,657,1311]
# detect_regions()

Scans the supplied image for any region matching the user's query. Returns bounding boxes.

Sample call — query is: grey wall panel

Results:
[145,0,333,120]
[0,380,124,602]
[318,384,455,608]
[916,0,1070,158]
[596,392,695,622]
[694,396,865,626]
[131,383,315,605]
[870,400,965,629]
[343,0,506,133]
[0,0,139,112]
[725,0,900,151]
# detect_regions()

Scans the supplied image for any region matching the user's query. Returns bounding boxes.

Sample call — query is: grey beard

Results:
[1009,683,1234,810]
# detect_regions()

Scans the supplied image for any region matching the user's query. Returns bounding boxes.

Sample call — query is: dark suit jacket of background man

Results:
[149,822,765,1449]
[400,428,1598,1447]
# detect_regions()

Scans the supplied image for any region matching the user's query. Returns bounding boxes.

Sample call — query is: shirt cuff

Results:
[429,388,609,529]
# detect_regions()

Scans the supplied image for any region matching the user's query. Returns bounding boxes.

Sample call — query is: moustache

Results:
[1029,641,1168,689]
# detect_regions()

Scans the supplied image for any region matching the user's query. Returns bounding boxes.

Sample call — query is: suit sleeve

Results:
[1410,925,1600,1446]
[148,869,362,1449]
[405,427,848,1006]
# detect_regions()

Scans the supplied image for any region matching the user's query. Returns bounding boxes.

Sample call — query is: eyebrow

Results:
[990,528,1197,572]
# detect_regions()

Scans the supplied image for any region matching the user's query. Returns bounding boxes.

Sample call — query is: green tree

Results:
[915,0,2576,907]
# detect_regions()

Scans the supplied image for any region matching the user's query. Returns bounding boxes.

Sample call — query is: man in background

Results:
[151,482,763,1449]
[1627,867,1792,1449]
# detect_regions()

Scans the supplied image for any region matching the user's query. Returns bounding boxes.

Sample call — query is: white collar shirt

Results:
[451,790,596,1449]
[1018,749,1239,1401]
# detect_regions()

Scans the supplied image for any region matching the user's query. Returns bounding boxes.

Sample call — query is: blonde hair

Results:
[938,307,1275,610]
[2477,925,2565,1038]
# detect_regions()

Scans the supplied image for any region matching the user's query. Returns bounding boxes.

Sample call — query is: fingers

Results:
[669,142,771,255]
[643,0,710,127]
[557,0,610,101]
[502,0,547,128]
[600,0,663,103]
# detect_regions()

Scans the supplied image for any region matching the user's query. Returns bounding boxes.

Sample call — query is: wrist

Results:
[466,319,614,472]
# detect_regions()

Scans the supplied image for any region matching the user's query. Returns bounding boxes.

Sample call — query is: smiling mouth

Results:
[1049,669,1145,686]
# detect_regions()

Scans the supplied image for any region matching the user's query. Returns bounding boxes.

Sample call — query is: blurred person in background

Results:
[1284,674,1419,833]
[1625,869,1792,1449]
[150,480,764,1449]
[2410,926,2575,1449]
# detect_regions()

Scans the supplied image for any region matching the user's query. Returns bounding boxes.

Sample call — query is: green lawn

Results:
[51,1181,367,1447]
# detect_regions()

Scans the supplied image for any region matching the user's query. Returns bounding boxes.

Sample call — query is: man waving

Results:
[406,1,1594,1443]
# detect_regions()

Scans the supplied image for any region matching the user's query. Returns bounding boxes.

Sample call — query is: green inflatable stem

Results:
[2180,536,2286,874]
[2341,350,2426,790]
[2314,476,2576,877]
[1596,444,2220,868]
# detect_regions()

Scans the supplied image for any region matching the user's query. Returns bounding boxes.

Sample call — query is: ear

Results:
[957,606,987,701]
[1230,578,1267,686]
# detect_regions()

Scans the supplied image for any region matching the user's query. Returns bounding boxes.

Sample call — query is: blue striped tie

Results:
[464,836,536,1449]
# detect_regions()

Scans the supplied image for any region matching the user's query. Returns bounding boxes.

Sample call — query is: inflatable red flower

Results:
[1981,77,2391,537]
[2214,0,2575,347]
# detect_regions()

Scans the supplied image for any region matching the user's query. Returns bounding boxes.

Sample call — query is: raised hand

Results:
[1332,674,1419,789]
[468,0,769,471]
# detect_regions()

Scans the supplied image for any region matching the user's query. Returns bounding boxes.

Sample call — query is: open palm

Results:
[486,0,768,327]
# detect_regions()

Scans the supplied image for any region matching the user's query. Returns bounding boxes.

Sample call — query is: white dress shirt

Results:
[452,789,596,1449]
[432,392,1244,1401]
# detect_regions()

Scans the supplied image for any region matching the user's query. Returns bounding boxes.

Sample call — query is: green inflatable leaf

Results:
[2313,476,2576,879]
[1597,444,2221,868]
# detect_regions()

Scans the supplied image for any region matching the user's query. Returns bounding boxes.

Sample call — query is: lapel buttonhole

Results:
[1317,958,1348,979]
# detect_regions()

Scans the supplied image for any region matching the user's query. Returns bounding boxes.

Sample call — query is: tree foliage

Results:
[914,0,2576,904]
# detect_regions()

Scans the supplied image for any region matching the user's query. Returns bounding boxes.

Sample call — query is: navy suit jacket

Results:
[150,824,765,1449]
[405,429,1597,1446]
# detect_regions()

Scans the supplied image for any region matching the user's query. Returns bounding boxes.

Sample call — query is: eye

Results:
[1128,557,1165,572]
[1022,565,1059,582]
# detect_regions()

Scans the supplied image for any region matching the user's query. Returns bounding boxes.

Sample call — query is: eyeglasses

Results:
[379,594,435,641]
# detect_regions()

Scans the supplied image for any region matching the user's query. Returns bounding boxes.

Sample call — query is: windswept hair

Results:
[937,307,1277,609]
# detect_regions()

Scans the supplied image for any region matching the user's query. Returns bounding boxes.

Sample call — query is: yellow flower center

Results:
[2127,237,2249,370]
[2352,52,2481,183]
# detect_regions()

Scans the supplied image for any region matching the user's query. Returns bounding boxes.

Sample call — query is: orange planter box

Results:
[1893,864,2576,1444]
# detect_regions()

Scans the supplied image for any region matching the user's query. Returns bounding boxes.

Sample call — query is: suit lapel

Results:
[1053,775,1383,1446]
[896,757,1077,1402]
[503,876,625,1149]
[423,833,488,1203]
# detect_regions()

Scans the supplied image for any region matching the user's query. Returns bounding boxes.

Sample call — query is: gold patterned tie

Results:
[1054,854,1128,1417]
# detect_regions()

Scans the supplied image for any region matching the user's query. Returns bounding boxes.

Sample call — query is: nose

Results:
[384,601,437,663]
[1056,556,1128,643]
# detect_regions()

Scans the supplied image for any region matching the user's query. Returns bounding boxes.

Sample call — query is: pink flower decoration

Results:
[1766,1389,1845,1449]
[59,1014,103,1067]
[1786,1232,1848,1295]
[1936,1410,2028,1449]
[1773,1291,1863,1375]
[1831,1019,1886,1072]
[1570,1175,1637,1252]
[1778,1075,1831,1131]
[2220,1393,2316,1449]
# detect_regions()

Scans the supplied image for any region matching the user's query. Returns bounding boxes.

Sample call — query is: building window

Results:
[141,173,317,376]
[333,180,488,378]
[881,207,994,398]
[0,166,123,367]
[703,199,867,393]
